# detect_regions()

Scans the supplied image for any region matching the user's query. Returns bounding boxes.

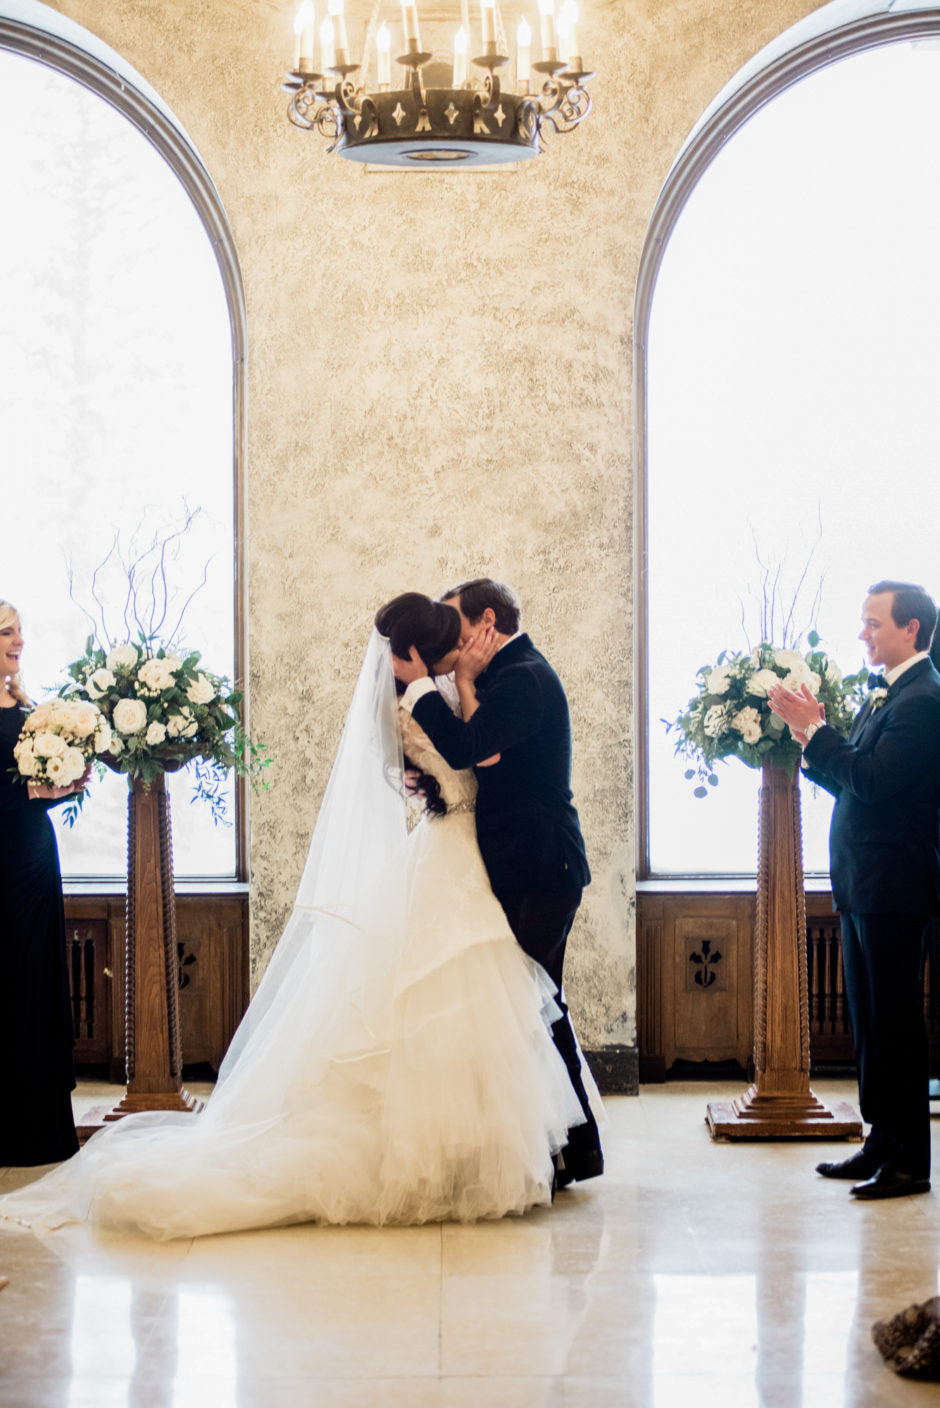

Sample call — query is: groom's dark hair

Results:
[442,579,521,635]
[868,580,938,652]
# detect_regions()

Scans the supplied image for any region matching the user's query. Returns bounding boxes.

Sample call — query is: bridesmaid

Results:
[0,600,82,1165]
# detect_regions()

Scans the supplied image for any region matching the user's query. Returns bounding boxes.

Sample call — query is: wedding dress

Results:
[0,631,590,1240]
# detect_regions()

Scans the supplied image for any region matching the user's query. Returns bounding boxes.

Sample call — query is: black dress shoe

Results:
[816,1149,881,1180]
[851,1162,931,1200]
[554,1147,604,1190]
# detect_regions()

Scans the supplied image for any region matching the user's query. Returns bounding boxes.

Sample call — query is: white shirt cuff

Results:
[400,677,438,714]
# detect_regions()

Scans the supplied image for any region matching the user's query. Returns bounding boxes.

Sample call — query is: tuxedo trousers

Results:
[841,911,931,1178]
[496,887,601,1163]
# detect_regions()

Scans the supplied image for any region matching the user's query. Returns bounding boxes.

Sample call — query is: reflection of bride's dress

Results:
[0,632,587,1240]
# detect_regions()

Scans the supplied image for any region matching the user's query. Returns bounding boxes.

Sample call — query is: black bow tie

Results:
[867,673,887,692]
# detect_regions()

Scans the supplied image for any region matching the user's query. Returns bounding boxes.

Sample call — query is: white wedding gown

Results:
[0,632,591,1240]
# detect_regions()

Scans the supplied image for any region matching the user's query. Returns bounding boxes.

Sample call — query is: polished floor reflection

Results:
[2,1079,940,1405]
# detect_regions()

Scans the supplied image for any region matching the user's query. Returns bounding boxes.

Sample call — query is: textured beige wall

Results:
[47,0,819,1052]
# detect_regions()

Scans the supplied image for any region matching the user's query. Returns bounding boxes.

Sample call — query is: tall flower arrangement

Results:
[667,633,867,796]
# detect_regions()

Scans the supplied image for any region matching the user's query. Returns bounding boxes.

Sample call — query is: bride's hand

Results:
[391,646,429,685]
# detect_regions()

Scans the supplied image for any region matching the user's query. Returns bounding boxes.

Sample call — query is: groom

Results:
[393,578,603,1187]
[769,580,940,1200]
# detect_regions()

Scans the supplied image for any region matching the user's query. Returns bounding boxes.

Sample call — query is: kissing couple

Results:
[1,579,603,1239]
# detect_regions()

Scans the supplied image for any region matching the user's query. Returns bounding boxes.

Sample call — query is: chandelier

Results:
[281,0,594,167]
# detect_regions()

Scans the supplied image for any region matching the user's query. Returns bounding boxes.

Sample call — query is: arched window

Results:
[0,5,246,880]
[636,4,940,878]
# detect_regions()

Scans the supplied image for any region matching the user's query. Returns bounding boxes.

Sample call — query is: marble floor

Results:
[2,1079,940,1406]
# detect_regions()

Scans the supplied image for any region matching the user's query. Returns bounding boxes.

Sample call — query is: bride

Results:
[0,593,595,1240]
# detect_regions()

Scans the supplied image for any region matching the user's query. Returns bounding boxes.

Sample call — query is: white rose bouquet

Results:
[13,697,110,789]
[666,632,868,796]
[61,635,267,821]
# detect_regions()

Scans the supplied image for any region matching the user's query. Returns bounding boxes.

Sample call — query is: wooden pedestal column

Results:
[706,762,861,1139]
[77,773,203,1139]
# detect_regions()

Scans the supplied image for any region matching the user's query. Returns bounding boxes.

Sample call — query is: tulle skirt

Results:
[0,811,589,1240]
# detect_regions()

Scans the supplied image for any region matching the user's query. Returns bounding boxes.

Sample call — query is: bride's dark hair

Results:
[374,593,460,671]
[374,593,461,819]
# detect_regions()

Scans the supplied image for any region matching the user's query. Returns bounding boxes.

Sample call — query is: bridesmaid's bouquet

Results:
[13,697,111,789]
[666,633,867,795]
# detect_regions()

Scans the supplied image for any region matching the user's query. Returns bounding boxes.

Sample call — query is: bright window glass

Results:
[647,40,940,875]
[0,52,236,878]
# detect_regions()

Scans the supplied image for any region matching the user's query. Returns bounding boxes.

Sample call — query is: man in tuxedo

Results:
[769,581,940,1200]
[392,578,603,1187]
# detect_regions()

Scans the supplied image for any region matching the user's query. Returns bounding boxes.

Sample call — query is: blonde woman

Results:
[0,601,83,1165]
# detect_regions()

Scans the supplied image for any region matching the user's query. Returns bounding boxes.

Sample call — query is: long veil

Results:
[0,628,414,1236]
[215,627,406,1090]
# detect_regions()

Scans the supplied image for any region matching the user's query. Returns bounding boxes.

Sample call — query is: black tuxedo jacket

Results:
[803,657,940,915]
[411,634,590,898]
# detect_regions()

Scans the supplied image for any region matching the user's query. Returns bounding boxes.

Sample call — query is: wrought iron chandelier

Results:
[281,0,594,167]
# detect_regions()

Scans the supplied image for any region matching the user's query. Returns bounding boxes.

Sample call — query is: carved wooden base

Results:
[706,1083,862,1139]
[76,1090,205,1145]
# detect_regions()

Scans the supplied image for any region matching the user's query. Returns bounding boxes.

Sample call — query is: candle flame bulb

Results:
[320,15,335,70]
[294,0,316,71]
[377,21,392,86]
[516,17,532,85]
[328,0,349,63]
[453,26,469,84]
[538,0,556,56]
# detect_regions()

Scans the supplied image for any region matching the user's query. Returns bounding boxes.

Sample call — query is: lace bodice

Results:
[399,708,477,810]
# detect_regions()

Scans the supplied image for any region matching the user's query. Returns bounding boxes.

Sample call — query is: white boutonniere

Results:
[869,688,889,711]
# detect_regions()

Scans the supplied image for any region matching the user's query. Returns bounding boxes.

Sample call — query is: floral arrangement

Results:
[61,635,263,822]
[666,632,868,796]
[13,697,111,789]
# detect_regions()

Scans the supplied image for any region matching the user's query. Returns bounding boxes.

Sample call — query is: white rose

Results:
[186,673,216,706]
[703,704,728,738]
[85,667,116,699]
[16,750,38,778]
[70,702,100,739]
[773,649,805,670]
[167,708,198,740]
[705,666,732,697]
[163,653,183,670]
[113,698,148,734]
[33,730,67,758]
[94,722,112,754]
[26,702,53,730]
[146,721,167,746]
[748,668,782,698]
[45,754,67,783]
[107,643,140,672]
[63,747,86,783]
[109,735,124,755]
[138,657,177,693]
[731,706,763,745]
[782,666,821,695]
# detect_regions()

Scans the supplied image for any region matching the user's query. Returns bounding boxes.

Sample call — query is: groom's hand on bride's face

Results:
[455,625,499,683]
[391,645,430,685]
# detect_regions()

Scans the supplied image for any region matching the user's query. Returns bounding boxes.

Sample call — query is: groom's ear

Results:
[479,607,497,630]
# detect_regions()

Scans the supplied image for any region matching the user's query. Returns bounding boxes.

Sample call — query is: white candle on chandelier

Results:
[377,22,392,86]
[453,27,469,85]
[320,15,336,70]
[558,0,579,63]
[480,0,497,46]
[538,0,556,56]
[401,0,421,46]
[328,0,349,64]
[294,0,316,70]
[516,17,532,85]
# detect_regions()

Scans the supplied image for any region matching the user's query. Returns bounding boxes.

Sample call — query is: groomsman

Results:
[769,581,940,1199]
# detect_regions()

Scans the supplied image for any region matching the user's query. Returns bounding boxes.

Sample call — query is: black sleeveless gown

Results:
[0,703,79,1165]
